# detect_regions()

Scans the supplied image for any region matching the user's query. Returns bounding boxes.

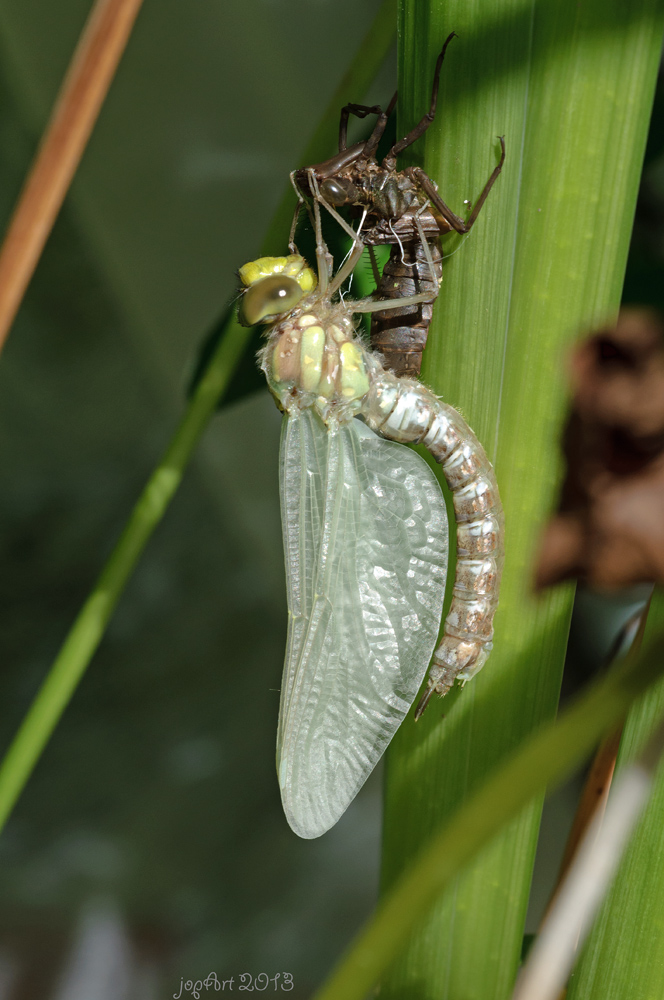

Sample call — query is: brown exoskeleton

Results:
[290,32,505,377]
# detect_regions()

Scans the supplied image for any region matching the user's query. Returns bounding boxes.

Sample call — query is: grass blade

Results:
[0,0,146,355]
[0,316,249,833]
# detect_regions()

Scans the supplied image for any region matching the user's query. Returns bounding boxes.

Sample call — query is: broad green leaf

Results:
[379,2,664,999]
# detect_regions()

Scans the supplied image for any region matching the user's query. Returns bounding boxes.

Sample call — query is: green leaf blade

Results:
[379,2,664,998]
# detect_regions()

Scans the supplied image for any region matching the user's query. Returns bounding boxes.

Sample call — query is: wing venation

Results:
[276,409,448,839]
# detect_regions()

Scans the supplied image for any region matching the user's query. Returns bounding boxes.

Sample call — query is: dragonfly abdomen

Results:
[363,369,504,717]
[369,238,442,378]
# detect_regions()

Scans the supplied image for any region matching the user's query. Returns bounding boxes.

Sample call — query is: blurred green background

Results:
[0,1,661,996]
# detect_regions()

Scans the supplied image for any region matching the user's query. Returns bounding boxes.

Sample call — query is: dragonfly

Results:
[237,205,503,839]
[290,31,505,377]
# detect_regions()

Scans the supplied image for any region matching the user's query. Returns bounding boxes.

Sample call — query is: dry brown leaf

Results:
[535,308,664,590]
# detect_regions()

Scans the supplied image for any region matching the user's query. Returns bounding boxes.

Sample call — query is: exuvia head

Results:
[238,255,317,326]
[318,176,360,208]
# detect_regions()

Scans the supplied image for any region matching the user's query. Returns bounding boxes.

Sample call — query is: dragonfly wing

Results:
[277,409,448,839]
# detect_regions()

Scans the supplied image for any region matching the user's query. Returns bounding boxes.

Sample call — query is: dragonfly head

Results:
[238,255,317,326]
[240,255,371,421]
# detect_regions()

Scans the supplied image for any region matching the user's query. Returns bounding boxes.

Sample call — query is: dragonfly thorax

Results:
[262,302,370,422]
[360,169,419,222]
[320,161,421,226]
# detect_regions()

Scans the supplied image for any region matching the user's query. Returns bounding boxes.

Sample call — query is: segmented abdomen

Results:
[363,367,504,717]
[369,238,442,379]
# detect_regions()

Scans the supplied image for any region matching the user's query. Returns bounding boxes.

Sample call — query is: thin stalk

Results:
[566,590,664,999]
[312,617,664,1000]
[0,0,145,355]
[513,719,664,1000]
[546,728,623,909]
[544,608,649,918]
[0,317,250,833]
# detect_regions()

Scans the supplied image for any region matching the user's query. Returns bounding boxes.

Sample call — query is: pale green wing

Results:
[276,409,448,839]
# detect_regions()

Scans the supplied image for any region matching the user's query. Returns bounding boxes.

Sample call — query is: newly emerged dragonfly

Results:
[290,32,505,377]
[237,211,504,839]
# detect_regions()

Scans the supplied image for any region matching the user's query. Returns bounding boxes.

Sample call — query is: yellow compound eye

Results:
[239,276,305,327]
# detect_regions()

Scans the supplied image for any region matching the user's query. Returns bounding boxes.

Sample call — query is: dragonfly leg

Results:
[288,201,303,254]
[414,204,442,291]
[305,169,368,297]
[462,136,506,229]
[307,170,366,248]
[289,171,315,253]
[306,168,334,294]
[360,94,395,159]
[350,214,439,316]
[350,289,436,314]
[339,102,383,152]
[382,31,457,168]
[409,135,505,234]
[328,242,366,297]
[367,245,382,287]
